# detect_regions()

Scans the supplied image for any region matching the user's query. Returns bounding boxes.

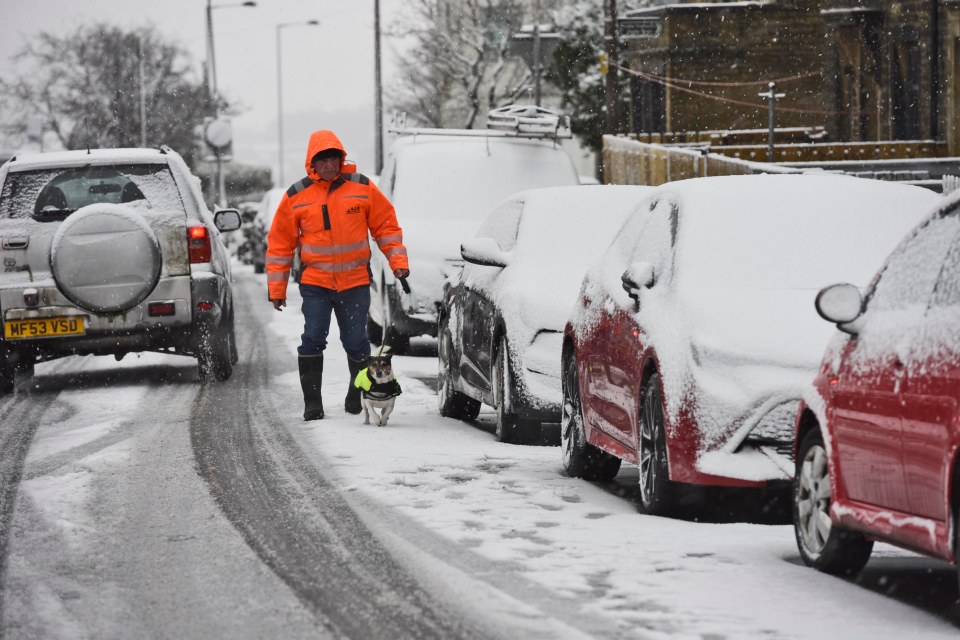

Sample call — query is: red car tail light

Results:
[148,302,176,316]
[197,301,214,311]
[188,226,212,263]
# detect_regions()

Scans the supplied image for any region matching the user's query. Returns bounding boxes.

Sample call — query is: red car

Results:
[561,175,938,516]
[794,193,960,579]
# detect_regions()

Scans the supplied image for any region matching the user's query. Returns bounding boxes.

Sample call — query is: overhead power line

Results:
[616,63,863,117]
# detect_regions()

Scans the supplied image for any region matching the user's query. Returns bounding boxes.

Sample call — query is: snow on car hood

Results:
[400,217,483,306]
[495,259,592,335]
[671,286,835,449]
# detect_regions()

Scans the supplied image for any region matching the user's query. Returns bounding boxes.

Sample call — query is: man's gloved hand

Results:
[271,298,286,311]
[393,268,410,279]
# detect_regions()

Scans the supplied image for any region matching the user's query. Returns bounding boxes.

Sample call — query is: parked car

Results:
[561,174,940,515]
[0,147,242,393]
[369,106,581,353]
[438,185,651,442]
[246,187,285,275]
[793,191,960,579]
[233,200,261,264]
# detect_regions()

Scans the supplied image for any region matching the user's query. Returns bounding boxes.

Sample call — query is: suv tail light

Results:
[188,226,212,263]
[148,302,176,316]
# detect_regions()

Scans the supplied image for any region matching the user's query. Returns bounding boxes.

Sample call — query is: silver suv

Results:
[0,147,241,393]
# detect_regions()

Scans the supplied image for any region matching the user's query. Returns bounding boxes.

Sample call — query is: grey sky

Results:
[0,0,405,183]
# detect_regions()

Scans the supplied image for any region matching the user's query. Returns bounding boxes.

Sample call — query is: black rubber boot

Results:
[299,355,325,421]
[345,357,366,415]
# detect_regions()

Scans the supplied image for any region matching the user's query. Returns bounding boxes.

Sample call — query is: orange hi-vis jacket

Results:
[266,130,408,299]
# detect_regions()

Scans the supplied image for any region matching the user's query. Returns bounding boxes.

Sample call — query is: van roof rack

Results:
[388,104,572,140]
[486,105,571,138]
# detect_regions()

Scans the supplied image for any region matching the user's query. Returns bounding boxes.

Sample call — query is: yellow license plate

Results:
[4,316,86,340]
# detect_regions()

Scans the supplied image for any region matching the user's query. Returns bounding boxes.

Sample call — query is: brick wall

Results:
[622,1,960,154]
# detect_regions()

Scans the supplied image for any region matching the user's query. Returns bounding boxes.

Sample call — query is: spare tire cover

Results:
[51,203,162,314]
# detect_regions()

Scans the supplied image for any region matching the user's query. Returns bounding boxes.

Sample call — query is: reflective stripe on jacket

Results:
[266,130,409,298]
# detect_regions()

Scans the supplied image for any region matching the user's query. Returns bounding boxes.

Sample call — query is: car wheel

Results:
[384,329,410,355]
[794,428,873,575]
[0,354,13,396]
[637,373,676,516]
[437,322,481,420]
[955,503,960,594]
[561,354,621,481]
[198,321,234,382]
[380,281,409,355]
[228,315,239,366]
[494,336,535,444]
[367,316,383,347]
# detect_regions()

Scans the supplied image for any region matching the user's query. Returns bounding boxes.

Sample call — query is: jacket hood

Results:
[305,130,347,182]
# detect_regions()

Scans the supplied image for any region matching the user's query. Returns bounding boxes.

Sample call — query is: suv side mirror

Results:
[621,261,655,300]
[461,237,509,268]
[815,283,863,328]
[214,209,242,232]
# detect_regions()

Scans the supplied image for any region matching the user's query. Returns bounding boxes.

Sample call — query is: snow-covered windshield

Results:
[391,137,578,221]
[0,164,183,220]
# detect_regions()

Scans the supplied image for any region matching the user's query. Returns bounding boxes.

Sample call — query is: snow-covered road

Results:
[0,263,958,639]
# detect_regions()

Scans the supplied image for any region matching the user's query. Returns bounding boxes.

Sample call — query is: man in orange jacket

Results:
[267,130,409,420]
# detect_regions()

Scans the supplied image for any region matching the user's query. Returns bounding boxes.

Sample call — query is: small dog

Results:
[354,354,402,427]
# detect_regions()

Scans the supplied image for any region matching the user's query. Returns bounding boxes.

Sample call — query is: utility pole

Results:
[205,0,218,101]
[374,0,384,174]
[759,82,785,163]
[533,0,542,106]
[204,0,255,207]
[276,26,284,187]
[138,37,147,147]
[276,20,319,187]
[205,0,224,206]
[603,0,621,135]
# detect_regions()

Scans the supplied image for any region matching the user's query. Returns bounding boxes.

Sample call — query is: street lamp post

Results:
[603,0,621,136]
[277,20,319,188]
[374,0,383,175]
[205,0,256,206]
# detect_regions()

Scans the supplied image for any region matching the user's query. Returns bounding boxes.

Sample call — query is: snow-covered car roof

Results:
[6,148,175,172]
[638,174,939,292]
[388,134,579,224]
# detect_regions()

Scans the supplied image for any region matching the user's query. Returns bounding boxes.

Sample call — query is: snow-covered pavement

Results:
[260,266,960,640]
[3,263,959,639]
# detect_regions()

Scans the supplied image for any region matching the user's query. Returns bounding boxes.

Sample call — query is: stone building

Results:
[623,0,960,154]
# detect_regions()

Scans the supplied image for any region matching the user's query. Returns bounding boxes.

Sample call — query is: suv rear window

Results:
[0,164,184,220]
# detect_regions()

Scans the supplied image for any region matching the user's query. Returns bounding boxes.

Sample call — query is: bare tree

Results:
[389,0,528,129]
[1,24,217,166]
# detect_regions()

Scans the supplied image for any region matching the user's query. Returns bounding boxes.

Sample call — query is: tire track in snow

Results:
[190,272,484,640]
[0,388,47,623]
[0,355,114,627]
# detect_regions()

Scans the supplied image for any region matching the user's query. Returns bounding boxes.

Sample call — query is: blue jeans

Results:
[298,284,370,360]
